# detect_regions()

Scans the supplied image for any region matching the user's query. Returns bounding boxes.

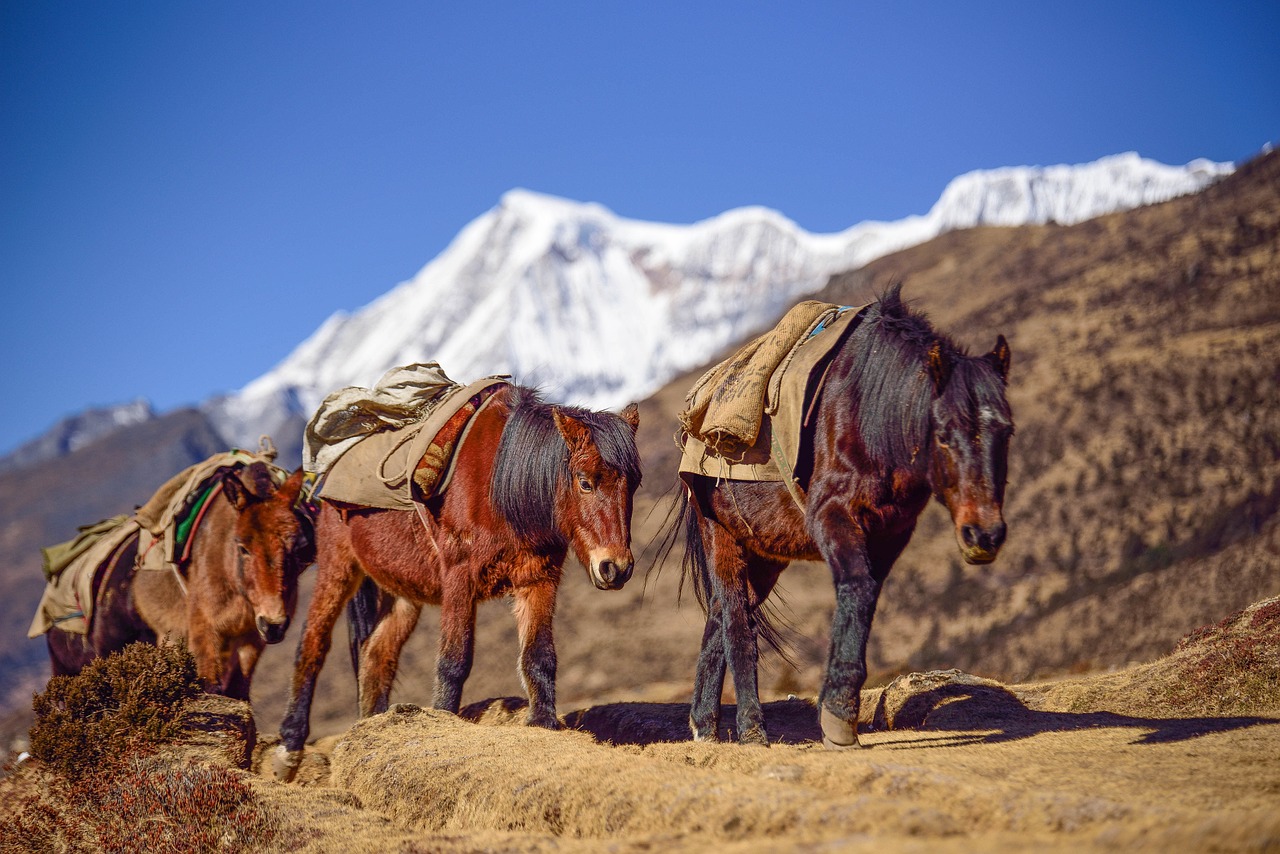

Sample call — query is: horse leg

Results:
[357,595,422,717]
[433,590,477,715]
[706,521,768,745]
[225,642,262,702]
[274,555,363,782]
[809,506,905,750]
[689,592,726,741]
[186,609,234,694]
[514,579,560,729]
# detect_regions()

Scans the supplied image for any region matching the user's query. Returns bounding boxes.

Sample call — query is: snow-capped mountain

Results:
[203,152,1230,448]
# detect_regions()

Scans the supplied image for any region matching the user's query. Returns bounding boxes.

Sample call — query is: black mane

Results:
[840,283,1007,470]
[491,385,641,550]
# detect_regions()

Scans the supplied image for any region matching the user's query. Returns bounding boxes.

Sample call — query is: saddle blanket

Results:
[307,364,510,510]
[28,515,140,638]
[678,302,867,501]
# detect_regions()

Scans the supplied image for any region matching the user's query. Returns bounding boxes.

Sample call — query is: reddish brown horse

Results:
[274,385,641,781]
[668,285,1013,749]
[46,463,315,700]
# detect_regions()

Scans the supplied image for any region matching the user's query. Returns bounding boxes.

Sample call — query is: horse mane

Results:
[841,282,1002,470]
[491,385,642,551]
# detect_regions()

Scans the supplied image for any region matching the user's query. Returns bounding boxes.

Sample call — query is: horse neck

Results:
[489,388,572,552]
[827,336,934,481]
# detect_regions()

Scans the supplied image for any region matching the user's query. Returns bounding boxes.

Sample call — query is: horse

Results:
[667,284,1013,749]
[45,463,316,701]
[273,384,641,781]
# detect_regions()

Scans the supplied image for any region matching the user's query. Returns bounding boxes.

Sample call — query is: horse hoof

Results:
[820,706,861,750]
[272,745,303,782]
[738,725,770,747]
[689,714,721,742]
[527,714,561,730]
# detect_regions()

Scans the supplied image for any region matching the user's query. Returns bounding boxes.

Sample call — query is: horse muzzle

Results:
[256,615,291,644]
[958,521,1006,565]
[589,555,634,591]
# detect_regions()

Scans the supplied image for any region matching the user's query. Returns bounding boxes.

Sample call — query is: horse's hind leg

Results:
[689,593,727,741]
[275,549,363,781]
[706,522,769,745]
[357,594,422,717]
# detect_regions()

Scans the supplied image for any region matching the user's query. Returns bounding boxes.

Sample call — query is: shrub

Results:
[3,755,281,853]
[8,642,284,853]
[28,641,201,778]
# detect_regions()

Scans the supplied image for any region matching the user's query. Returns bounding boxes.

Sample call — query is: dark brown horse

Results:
[46,463,315,700]
[668,285,1013,749]
[273,385,641,781]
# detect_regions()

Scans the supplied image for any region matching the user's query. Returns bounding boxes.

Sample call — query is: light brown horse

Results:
[46,463,315,700]
[274,385,641,781]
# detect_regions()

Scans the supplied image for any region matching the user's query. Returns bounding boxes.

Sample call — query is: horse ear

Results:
[620,403,640,435]
[927,342,952,393]
[224,462,273,509]
[221,469,250,509]
[278,468,304,506]
[986,335,1011,381]
[551,407,591,454]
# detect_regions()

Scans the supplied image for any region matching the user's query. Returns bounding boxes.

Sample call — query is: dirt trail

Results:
[250,671,1280,853]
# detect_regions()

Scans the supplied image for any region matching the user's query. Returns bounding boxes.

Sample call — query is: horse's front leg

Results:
[186,608,232,695]
[809,501,881,750]
[358,595,423,717]
[433,590,476,714]
[225,641,262,701]
[513,579,560,729]
[274,558,362,781]
[689,592,726,741]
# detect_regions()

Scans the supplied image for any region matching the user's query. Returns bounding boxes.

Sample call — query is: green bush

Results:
[29,641,201,778]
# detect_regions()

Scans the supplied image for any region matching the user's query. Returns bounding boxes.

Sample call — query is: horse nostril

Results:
[598,560,618,584]
[617,560,634,583]
[257,615,288,644]
[990,522,1007,550]
[961,525,979,548]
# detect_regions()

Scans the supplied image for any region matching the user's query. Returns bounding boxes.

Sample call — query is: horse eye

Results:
[577,474,593,493]
[935,432,950,448]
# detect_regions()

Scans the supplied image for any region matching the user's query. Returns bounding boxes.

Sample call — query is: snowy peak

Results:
[198,153,1230,452]
[927,152,1235,230]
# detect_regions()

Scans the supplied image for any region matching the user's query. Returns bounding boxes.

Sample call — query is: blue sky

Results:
[2,1,1277,455]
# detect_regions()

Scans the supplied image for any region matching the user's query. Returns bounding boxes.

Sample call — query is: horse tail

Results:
[345,576,385,677]
[646,480,713,612]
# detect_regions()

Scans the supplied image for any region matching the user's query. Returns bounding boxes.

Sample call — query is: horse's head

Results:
[222,464,314,644]
[552,403,642,591]
[925,336,1014,565]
